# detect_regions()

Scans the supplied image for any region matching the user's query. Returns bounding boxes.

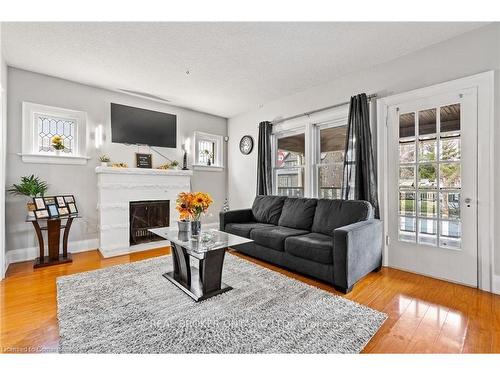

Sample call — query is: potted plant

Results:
[202,150,214,166]
[51,135,65,155]
[175,191,213,235]
[170,160,180,170]
[8,175,48,217]
[99,154,111,167]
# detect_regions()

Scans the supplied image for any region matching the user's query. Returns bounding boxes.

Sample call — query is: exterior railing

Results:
[276,187,342,199]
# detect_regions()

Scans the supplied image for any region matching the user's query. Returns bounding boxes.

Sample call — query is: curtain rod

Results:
[271,93,377,125]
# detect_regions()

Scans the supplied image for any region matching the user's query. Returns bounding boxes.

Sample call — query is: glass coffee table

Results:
[149,227,253,302]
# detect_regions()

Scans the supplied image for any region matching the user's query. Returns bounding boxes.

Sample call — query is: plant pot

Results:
[177,220,191,232]
[191,220,201,236]
[101,162,108,167]
[55,150,61,156]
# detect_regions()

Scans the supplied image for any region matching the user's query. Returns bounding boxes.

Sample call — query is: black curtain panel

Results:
[342,93,380,218]
[256,121,273,195]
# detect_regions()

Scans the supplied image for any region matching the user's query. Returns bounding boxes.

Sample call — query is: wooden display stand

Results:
[28,215,78,268]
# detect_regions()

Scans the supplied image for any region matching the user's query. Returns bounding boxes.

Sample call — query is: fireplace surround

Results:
[96,166,192,257]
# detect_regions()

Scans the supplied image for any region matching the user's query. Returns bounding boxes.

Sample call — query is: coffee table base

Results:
[163,270,233,302]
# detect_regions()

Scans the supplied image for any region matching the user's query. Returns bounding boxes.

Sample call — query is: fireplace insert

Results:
[129,200,170,246]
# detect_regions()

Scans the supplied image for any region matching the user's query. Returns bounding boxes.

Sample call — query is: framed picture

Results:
[67,202,78,214]
[58,207,69,216]
[44,197,56,205]
[64,195,75,204]
[136,153,152,168]
[34,197,46,210]
[35,209,49,219]
[47,204,59,218]
[56,196,66,207]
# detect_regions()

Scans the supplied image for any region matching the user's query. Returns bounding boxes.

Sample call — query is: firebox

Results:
[129,200,170,246]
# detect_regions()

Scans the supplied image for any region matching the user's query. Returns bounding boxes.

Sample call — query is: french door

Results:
[387,88,478,287]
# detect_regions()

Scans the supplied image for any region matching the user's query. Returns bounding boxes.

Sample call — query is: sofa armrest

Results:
[219,209,254,231]
[332,219,383,291]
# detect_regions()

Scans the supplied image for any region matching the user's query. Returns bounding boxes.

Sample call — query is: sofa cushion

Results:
[250,226,309,252]
[278,198,317,230]
[311,199,373,236]
[285,233,333,264]
[224,222,274,238]
[251,195,287,225]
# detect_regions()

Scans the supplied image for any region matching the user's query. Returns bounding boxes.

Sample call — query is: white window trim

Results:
[19,102,90,165]
[192,131,224,171]
[272,106,349,198]
[377,71,495,294]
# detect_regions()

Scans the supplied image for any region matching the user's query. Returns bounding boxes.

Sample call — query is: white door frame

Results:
[377,71,495,293]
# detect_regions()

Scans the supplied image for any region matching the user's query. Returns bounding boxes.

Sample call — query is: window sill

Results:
[192,164,224,172]
[17,153,91,165]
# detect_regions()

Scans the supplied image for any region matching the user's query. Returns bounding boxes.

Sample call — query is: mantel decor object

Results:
[136,153,153,168]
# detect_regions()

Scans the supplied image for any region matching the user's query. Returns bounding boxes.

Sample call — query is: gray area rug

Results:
[57,254,386,353]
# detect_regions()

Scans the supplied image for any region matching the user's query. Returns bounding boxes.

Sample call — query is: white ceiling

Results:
[3,22,487,118]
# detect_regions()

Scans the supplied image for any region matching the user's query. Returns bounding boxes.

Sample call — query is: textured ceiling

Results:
[2,22,487,118]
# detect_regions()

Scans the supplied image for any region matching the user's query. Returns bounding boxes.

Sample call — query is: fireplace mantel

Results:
[96,166,192,258]
[95,166,193,177]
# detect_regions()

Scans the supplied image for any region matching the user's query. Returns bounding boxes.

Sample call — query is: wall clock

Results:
[239,135,254,155]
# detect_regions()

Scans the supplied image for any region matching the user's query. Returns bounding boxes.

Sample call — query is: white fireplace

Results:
[96,166,193,257]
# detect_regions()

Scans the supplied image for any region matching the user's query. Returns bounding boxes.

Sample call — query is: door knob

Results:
[464,197,472,207]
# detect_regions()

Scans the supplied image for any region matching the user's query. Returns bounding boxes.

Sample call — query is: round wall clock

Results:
[239,135,254,155]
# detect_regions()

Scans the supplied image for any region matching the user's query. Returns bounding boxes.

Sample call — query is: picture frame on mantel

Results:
[136,153,152,168]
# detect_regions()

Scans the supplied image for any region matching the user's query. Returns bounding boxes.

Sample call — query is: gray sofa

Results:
[219,195,383,293]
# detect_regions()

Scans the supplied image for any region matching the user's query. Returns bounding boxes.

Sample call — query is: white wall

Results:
[6,68,227,263]
[0,24,7,277]
[227,24,500,276]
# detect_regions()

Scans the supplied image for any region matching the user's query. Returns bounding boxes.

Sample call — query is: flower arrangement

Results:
[176,192,213,221]
[51,135,65,151]
[99,155,111,162]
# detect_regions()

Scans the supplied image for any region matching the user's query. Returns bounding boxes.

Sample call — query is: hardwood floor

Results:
[1,247,499,353]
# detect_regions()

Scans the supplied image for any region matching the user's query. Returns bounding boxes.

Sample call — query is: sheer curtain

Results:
[342,93,380,218]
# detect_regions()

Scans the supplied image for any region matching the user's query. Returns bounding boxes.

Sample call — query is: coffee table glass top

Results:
[149,227,253,258]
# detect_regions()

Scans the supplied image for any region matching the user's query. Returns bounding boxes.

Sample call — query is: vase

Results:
[191,220,201,236]
[178,220,191,232]
[55,150,61,156]
[101,162,108,167]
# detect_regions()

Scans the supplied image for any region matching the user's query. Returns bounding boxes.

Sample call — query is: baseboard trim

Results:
[493,274,500,295]
[6,238,99,269]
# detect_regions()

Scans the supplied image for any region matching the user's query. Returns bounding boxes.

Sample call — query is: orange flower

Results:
[175,191,213,221]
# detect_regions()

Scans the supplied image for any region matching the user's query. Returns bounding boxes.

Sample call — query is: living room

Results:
[1,0,500,372]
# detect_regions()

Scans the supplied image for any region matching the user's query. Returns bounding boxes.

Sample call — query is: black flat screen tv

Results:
[111,103,177,148]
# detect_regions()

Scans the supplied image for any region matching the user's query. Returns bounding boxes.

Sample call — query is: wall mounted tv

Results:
[111,103,177,148]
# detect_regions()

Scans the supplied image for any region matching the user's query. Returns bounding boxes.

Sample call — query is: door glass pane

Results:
[440,136,460,161]
[419,108,436,137]
[276,168,304,197]
[399,192,415,216]
[399,166,415,189]
[318,165,342,199]
[439,163,461,189]
[419,139,437,162]
[399,112,415,138]
[418,218,437,246]
[418,164,437,188]
[439,221,461,249]
[440,192,460,220]
[440,104,460,133]
[399,141,415,163]
[418,192,437,218]
[399,216,416,242]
